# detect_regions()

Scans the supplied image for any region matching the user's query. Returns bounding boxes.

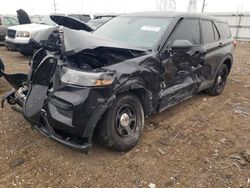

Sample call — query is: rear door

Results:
[159,18,205,111]
[199,19,224,86]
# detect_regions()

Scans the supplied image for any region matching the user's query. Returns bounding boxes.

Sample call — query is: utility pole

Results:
[52,0,58,13]
[187,0,197,13]
[201,0,206,13]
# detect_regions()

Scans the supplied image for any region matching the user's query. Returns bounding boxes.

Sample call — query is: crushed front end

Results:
[1,26,146,152]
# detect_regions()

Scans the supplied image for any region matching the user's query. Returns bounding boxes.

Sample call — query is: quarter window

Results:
[201,20,220,44]
[219,22,231,39]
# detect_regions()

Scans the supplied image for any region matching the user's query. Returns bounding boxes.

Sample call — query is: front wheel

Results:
[96,93,144,152]
[206,64,229,96]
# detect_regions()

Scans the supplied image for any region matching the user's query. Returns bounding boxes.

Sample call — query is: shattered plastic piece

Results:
[229,154,242,160]
[158,148,166,155]
[148,183,156,188]
[241,150,250,163]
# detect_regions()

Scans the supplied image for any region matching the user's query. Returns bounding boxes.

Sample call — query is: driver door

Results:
[158,18,205,111]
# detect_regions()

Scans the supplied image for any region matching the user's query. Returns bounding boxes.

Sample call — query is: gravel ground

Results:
[0,44,249,188]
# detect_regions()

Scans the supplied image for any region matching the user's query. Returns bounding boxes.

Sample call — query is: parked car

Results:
[88,14,118,29]
[5,10,93,56]
[0,12,235,152]
[0,15,19,44]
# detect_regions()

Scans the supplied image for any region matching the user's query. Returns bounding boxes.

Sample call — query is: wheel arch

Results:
[223,58,232,73]
[116,82,155,117]
[219,54,233,74]
[89,82,156,140]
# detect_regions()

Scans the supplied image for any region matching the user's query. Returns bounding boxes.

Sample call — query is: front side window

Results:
[94,16,173,50]
[168,19,200,45]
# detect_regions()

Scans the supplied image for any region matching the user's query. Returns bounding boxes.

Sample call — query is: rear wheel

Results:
[206,64,229,96]
[97,93,144,152]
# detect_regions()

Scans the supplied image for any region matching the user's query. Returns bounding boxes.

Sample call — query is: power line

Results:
[156,0,176,11]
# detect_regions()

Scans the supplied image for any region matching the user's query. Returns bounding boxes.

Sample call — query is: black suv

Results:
[0,12,235,152]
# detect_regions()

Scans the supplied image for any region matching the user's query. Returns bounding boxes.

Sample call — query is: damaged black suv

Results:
[0,12,235,152]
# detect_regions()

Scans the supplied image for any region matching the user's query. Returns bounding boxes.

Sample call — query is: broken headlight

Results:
[16,31,30,38]
[61,67,114,87]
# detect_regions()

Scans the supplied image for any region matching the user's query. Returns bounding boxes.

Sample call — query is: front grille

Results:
[7,29,16,38]
[52,66,62,90]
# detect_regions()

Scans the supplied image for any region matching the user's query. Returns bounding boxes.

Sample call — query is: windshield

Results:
[3,17,19,26]
[94,16,173,50]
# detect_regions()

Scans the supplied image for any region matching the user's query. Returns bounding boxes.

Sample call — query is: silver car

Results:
[0,15,19,44]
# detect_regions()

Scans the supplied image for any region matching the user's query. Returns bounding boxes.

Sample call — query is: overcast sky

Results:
[1,0,249,15]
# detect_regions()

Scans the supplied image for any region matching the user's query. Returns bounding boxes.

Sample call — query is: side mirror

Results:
[171,40,193,51]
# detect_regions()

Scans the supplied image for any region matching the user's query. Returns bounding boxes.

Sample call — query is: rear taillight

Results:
[233,40,237,48]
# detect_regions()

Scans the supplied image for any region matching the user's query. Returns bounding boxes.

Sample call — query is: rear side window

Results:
[219,22,231,39]
[169,19,200,45]
[201,20,220,44]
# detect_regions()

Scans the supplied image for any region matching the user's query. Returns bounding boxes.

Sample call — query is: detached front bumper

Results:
[2,84,114,152]
[31,86,113,152]
[1,50,115,152]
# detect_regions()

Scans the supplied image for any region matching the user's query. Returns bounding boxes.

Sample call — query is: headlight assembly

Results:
[61,67,115,87]
[16,31,30,38]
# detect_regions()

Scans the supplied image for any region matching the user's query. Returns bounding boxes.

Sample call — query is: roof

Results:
[120,11,226,22]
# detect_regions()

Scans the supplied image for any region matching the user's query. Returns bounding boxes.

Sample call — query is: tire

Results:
[206,64,229,96]
[96,93,144,152]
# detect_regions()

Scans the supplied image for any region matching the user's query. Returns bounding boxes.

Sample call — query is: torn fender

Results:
[1,56,27,89]
[0,58,4,77]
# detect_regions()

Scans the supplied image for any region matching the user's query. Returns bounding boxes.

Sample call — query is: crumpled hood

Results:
[50,15,94,32]
[16,9,31,25]
[31,26,146,56]
[62,27,146,56]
